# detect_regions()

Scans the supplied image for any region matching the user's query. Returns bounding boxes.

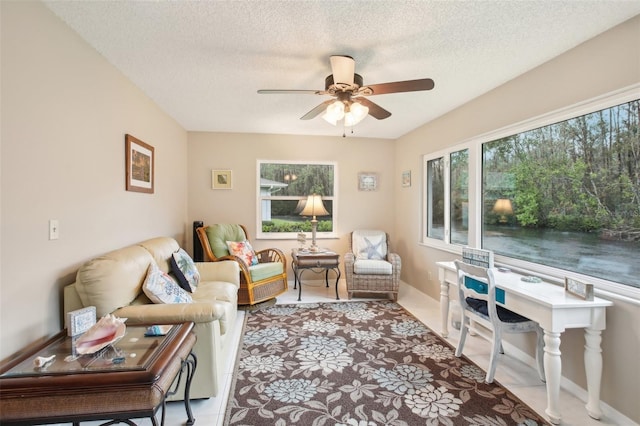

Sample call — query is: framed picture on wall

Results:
[358,172,378,191]
[402,170,411,187]
[212,169,233,189]
[125,134,154,193]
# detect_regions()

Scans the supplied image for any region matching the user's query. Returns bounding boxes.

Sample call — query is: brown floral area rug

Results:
[225,301,549,425]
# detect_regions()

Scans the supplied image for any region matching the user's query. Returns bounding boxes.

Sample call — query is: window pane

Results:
[482,99,640,288]
[259,162,335,235]
[427,157,445,240]
[450,149,469,245]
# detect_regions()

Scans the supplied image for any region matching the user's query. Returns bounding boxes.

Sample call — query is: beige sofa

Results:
[63,237,240,400]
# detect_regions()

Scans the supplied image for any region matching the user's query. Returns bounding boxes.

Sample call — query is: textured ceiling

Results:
[43,1,640,139]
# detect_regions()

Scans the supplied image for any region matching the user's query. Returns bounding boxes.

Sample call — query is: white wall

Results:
[0,1,188,359]
[187,132,396,264]
[394,15,640,423]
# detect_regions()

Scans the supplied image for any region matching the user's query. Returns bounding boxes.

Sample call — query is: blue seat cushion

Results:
[465,297,531,323]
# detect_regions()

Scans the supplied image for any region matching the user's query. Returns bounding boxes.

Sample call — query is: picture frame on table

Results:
[358,172,378,191]
[402,170,411,187]
[212,169,233,189]
[125,134,154,193]
[564,277,594,301]
[67,306,96,337]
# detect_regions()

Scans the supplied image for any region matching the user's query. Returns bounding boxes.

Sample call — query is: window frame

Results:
[421,84,640,300]
[256,160,338,240]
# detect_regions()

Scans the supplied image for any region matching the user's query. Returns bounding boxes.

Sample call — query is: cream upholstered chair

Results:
[344,230,401,300]
[196,224,288,305]
[454,259,545,383]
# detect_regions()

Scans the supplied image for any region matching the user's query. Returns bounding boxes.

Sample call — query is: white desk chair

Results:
[454,259,545,383]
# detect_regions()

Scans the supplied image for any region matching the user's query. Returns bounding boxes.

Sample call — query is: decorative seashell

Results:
[34,354,55,368]
[75,314,127,354]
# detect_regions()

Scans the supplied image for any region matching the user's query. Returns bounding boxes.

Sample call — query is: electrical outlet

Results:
[49,219,59,240]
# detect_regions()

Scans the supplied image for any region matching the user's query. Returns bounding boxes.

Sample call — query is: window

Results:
[424,149,469,244]
[423,89,639,293]
[257,161,337,239]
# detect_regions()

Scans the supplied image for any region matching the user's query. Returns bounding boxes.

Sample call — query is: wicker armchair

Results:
[344,230,401,300]
[196,224,288,305]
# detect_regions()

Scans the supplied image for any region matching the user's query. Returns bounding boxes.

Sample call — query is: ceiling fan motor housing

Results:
[325,73,364,93]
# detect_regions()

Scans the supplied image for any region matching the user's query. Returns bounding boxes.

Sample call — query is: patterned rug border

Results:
[224,300,550,425]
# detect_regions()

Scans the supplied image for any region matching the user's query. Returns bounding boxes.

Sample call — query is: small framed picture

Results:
[358,172,378,191]
[402,170,411,187]
[564,277,594,301]
[125,134,154,193]
[212,169,232,189]
[67,306,96,337]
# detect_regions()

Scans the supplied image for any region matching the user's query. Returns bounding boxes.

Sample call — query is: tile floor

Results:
[56,279,633,425]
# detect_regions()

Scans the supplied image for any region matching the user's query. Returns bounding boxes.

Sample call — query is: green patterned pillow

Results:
[170,248,200,292]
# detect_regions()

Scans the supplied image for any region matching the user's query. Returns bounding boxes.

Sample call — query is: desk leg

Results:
[584,328,604,420]
[324,269,330,288]
[440,280,450,338]
[543,331,562,424]
[334,267,341,300]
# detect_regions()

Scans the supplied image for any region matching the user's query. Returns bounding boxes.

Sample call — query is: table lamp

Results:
[299,194,329,252]
[493,198,513,223]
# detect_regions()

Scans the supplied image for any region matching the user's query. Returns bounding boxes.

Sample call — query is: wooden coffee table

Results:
[291,248,341,301]
[0,322,196,426]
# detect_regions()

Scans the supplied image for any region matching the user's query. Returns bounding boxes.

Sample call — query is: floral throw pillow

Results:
[170,248,200,292]
[143,262,192,304]
[226,240,259,266]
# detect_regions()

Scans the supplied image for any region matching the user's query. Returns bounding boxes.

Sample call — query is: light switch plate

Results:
[49,219,59,240]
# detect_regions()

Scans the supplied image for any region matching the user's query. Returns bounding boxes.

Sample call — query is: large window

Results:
[425,149,469,245]
[257,161,337,239]
[424,91,639,292]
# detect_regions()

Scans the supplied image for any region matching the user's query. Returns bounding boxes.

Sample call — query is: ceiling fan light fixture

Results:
[322,100,345,125]
[344,102,369,126]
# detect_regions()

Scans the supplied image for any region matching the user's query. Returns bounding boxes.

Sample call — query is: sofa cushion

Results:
[352,230,387,260]
[206,224,246,258]
[226,240,258,266]
[249,262,284,281]
[75,245,153,317]
[171,248,200,292]
[143,263,193,304]
[192,281,238,335]
[137,237,181,274]
[354,259,392,275]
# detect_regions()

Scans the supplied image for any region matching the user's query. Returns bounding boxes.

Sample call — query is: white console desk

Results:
[436,261,613,424]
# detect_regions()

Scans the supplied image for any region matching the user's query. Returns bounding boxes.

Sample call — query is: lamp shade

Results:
[493,198,514,215]
[299,194,329,217]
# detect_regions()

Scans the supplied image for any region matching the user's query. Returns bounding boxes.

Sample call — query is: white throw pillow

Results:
[143,262,192,304]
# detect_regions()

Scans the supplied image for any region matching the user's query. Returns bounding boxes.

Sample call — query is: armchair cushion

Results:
[171,248,200,292]
[354,259,393,275]
[143,262,193,304]
[206,224,247,258]
[226,240,258,266]
[352,230,387,260]
[249,262,284,281]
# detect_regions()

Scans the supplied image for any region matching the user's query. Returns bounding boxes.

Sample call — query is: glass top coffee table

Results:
[0,322,196,426]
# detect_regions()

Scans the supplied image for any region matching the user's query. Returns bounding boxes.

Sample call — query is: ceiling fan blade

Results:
[258,89,323,95]
[365,78,435,95]
[356,98,392,120]
[300,100,334,120]
[330,55,355,86]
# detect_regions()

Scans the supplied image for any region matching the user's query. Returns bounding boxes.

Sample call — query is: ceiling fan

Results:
[258,55,435,129]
